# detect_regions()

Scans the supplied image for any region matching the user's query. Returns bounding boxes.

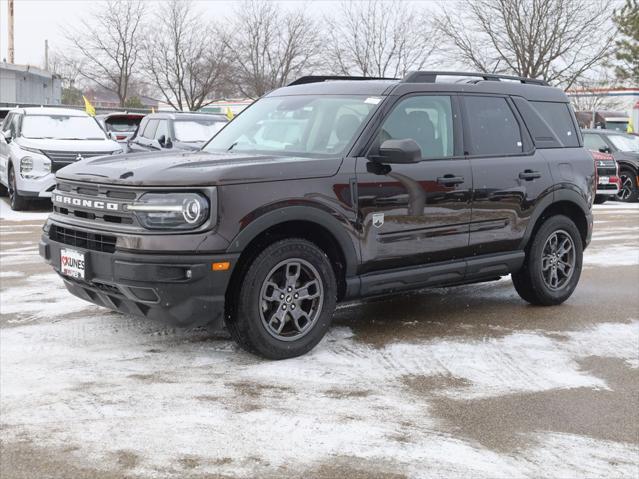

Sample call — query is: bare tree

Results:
[436,0,615,89]
[227,0,320,98]
[66,0,145,106]
[143,0,230,111]
[324,0,437,78]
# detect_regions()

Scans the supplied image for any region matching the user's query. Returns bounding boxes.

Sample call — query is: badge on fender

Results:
[372,213,384,228]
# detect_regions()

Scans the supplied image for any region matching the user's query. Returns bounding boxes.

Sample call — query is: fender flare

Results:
[520,188,591,248]
[226,205,359,276]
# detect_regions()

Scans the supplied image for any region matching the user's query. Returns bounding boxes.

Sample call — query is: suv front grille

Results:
[52,180,140,228]
[50,224,117,253]
[42,151,110,172]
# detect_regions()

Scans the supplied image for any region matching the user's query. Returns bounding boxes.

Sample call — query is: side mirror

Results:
[598,146,611,154]
[375,139,422,164]
[165,137,173,149]
[1,131,11,143]
[157,135,166,147]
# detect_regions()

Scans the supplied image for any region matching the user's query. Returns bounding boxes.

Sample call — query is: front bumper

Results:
[40,232,238,328]
[16,172,56,198]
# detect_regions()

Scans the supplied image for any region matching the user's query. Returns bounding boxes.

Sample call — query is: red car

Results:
[589,149,621,204]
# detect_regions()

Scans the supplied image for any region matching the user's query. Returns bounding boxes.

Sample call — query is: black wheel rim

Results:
[259,258,324,341]
[8,168,16,207]
[617,174,633,201]
[541,230,576,291]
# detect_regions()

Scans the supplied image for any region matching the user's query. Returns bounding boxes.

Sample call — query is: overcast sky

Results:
[0,0,448,67]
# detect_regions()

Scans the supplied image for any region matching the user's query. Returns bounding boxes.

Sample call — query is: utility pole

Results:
[44,39,49,71]
[8,0,15,63]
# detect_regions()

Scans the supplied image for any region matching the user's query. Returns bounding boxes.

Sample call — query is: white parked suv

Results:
[0,107,121,210]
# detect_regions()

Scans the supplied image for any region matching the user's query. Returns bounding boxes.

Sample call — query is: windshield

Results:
[605,120,629,132]
[608,134,639,152]
[106,118,141,132]
[203,95,382,157]
[174,119,227,143]
[22,114,107,140]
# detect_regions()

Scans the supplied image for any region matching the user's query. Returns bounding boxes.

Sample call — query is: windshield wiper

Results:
[227,141,238,151]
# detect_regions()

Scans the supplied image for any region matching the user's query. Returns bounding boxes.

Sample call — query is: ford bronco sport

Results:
[40,72,595,359]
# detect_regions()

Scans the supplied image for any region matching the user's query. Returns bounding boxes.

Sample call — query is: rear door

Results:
[463,95,554,256]
[356,93,472,273]
[0,113,14,184]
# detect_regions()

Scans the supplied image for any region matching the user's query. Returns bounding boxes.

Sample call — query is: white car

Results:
[0,107,122,210]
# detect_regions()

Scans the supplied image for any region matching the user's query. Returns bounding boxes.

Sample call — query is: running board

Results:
[345,251,525,299]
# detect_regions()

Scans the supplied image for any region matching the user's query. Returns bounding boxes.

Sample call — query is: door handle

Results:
[519,170,541,181]
[437,175,465,185]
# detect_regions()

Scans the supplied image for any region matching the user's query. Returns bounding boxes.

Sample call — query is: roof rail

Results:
[402,71,549,86]
[288,75,398,86]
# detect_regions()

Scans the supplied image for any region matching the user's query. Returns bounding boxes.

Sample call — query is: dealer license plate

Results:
[60,248,86,279]
[599,176,610,184]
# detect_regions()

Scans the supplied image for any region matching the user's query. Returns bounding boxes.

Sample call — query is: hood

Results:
[56,151,343,187]
[613,151,639,166]
[17,137,121,153]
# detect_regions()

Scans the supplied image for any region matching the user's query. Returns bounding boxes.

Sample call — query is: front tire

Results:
[512,215,583,306]
[226,238,337,359]
[617,168,639,203]
[8,166,29,211]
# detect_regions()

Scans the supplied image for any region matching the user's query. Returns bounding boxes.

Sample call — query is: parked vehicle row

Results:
[583,129,639,203]
[40,71,596,359]
[0,108,229,210]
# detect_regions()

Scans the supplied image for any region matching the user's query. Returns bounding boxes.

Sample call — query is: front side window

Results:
[203,95,381,157]
[375,95,454,159]
[583,133,609,152]
[174,119,227,143]
[608,134,639,152]
[154,120,169,141]
[21,114,106,140]
[530,101,579,147]
[464,96,523,156]
[142,119,159,139]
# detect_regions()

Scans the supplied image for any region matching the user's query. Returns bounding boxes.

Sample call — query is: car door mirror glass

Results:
[598,146,611,153]
[374,139,422,164]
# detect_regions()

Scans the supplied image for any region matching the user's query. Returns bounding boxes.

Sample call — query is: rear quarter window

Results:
[530,101,579,147]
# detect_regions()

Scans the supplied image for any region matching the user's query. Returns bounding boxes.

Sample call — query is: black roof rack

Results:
[402,71,549,86]
[288,75,398,86]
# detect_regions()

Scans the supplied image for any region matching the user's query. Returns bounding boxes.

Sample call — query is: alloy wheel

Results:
[617,174,633,201]
[259,258,324,341]
[541,230,575,291]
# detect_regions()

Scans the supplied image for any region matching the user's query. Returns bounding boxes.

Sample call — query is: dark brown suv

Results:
[40,72,595,358]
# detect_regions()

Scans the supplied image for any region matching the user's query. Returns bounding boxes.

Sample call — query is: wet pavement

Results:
[1,198,638,478]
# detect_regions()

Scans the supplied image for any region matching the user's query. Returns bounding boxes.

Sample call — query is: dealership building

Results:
[0,62,61,105]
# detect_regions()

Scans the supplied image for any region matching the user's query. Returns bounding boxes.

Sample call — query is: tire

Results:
[512,215,583,306]
[0,182,7,197]
[226,238,337,359]
[594,195,607,204]
[617,168,639,203]
[8,165,29,211]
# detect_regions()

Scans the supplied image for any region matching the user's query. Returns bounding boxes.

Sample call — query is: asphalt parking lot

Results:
[1,198,638,479]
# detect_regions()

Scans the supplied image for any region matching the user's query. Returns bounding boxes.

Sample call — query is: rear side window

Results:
[463,96,523,156]
[530,102,579,147]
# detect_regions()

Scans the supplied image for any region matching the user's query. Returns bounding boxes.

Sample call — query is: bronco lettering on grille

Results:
[53,194,120,211]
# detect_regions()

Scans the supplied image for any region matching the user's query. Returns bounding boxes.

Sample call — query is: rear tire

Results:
[8,165,29,211]
[226,238,337,359]
[594,195,607,204]
[617,168,639,203]
[512,215,583,306]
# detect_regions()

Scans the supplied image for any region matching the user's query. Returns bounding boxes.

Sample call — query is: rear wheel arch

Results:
[524,198,589,251]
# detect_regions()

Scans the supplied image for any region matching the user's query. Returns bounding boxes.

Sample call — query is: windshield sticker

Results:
[364,97,382,105]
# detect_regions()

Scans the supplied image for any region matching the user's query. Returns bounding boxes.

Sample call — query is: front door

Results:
[356,94,472,274]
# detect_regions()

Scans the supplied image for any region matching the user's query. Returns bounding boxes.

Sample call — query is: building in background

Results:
[83,88,158,111]
[567,87,639,116]
[0,62,61,105]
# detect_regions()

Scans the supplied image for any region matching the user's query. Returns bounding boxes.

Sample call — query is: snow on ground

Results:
[0,197,51,221]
